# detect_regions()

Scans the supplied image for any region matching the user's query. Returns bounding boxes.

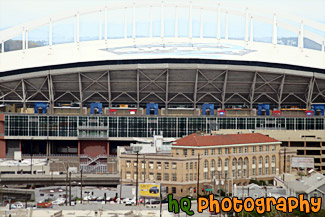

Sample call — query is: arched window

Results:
[211,159,215,168]
[218,159,222,167]
[272,155,276,164]
[259,156,263,164]
[204,160,209,168]
[232,158,237,167]
[252,157,256,165]
[265,156,269,164]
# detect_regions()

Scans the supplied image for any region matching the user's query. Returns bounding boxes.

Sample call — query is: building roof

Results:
[173,133,279,147]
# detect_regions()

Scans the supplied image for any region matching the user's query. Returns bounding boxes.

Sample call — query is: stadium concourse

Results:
[0,0,324,175]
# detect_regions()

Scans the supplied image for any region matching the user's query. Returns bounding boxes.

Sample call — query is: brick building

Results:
[119,133,287,198]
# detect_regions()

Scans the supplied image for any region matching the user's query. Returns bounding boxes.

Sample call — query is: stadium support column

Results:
[272,14,277,46]
[78,73,83,114]
[298,21,304,49]
[245,8,249,43]
[165,69,169,115]
[193,69,198,113]
[249,72,256,113]
[137,69,140,110]
[217,4,220,41]
[108,70,112,109]
[225,11,228,40]
[278,75,285,110]
[0,114,5,158]
[222,70,228,110]
[22,79,27,112]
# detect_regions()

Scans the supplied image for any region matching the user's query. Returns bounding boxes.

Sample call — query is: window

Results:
[259,146,263,152]
[259,156,263,164]
[194,162,197,169]
[225,148,229,154]
[194,174,197,180]
[253,147,256,152]
[127,172,132,179]
[190,173,193,181]
[172,162,177,170]
[126,160,131,168]
[190,162,193,169]
[233,147,237,154]
[265,167,269,175]
[252,157,256,165]
[252,168,256,176]
[272,156,276,164]
[204,149,208,155]
[149,162,154,169]
[265,146,269,151]
[165,162,169,169]
[141,161,146,169]
[40,194,44,196]
[272,145,275,151]
[157,162,162,170]
[265,156,269,164]
[133,161,138,167]
[176,149,179,155]
[204,172,208,179]
[259,168,262,175]
[211,149,215,155]
[166,187,168,193]
[271,167,275,174]
[157,173,162,181]
[192,149,195,156]
[186,174,188,181]
[244,147,248,153]
[133,173,137,180]
[218,159,222,167]
[225,159,229,167]
[141,172,145,180]
[204,160,208,168]
[172,173,177,181]
[186,163,188,170]
[211,160,215,168]
[218,149,222,155]
[149,172,154,180]
[172,187,176,193]
[183,149,187,156]
[164,173,169,181]
[239,147,242,153]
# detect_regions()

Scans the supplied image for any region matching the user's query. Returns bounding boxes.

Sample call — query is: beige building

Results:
[119,133,288,198]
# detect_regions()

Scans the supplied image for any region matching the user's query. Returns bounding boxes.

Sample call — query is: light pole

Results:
[80,169,83,204]
[197,154,200,198]
[135,151,139,206]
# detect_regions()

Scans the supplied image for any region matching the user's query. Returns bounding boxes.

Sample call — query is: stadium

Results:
[0,0,325,174]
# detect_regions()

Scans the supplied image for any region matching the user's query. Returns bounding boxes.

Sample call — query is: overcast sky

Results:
[0,0,324,42]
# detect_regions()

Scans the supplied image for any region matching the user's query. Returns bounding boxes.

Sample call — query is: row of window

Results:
[125,172,178,182]
[178,145,276,156]
[126,161,179,170]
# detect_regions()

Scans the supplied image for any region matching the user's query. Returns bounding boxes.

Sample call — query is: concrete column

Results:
[0,139,6,158]
[78,140,81,156]
[106,141,110,156]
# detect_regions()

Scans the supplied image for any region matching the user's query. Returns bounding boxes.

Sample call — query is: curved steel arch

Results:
[1,0,325,52]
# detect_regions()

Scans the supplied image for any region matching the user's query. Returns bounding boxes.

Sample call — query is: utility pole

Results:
[242,185,244,217]
[65,167,68,206]
[0,173,2,205]
[120,168,122,199]
[197,154,200,198]
[283,148,286,173]
[218,173,221,202]
[80,169,83,204]
[69,172,72,206]
[30,139,33,175]
[135,151,139,206]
